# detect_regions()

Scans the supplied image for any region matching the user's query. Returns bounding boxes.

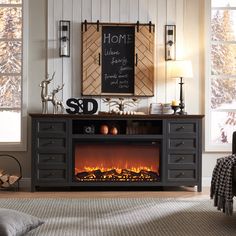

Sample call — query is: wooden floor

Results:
[0,186,210,199]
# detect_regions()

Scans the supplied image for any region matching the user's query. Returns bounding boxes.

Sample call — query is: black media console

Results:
[30,114,204,192]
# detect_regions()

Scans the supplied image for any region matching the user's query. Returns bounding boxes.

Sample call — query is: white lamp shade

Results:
[169,60,193,79]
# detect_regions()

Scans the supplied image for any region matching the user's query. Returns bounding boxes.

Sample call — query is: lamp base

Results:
[178,110,187,115]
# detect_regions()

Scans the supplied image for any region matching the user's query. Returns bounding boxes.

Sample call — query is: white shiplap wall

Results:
[47,0,201,114]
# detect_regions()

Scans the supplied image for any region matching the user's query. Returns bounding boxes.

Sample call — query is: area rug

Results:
[0,198,235,236]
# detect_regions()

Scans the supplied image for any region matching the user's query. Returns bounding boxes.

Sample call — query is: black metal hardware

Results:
[85,20,87,31]
[149,21,152,32]
[135,53,138,66]
[136,21,139,32]
[96,20,99,31]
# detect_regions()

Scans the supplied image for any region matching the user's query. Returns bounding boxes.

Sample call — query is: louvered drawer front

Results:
[168,169,196,180]
[38,169,66,181]
[168,123,196,134]
[168,154,195,164]
[38,138,66,149]
[37,153,66,165]
[37,121,66,134]
[169,139,196,150]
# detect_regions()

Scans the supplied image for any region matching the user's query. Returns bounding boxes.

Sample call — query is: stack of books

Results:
[149,103,163,114]
[149,103,173,114]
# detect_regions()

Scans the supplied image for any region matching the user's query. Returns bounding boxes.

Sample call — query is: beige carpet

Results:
[0,198,235,236]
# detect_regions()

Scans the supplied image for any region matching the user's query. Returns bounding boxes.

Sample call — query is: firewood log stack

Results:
[0,169,20,188]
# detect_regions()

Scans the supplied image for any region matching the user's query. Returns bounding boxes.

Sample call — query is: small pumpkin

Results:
[110,126,118,135]
[100,125,109,135]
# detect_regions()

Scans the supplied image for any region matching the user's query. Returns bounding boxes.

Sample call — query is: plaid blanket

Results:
[210,154,236,216]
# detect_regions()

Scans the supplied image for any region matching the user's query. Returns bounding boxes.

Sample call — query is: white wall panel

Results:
[120,0,129,22]
[129,0,138,22]
[176,0,184,59]
[156,0,167,103]
[47,0,198,114]
[167,0,176,24]
[91,0,101,21]
[184,0,200,114]
[148,0,158,104]
[61,0,73,102]
[138,0,148,23]
[72,0,82,98]
[50,0,63,111]
[110,0,119,22]
[100,0,110,22]
[47,0,54,76]
[166,0,177,103]
[81,0,92,21]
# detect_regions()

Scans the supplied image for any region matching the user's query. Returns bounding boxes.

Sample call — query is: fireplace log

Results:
[0,169,5,177]
[76,171,89,179]
[75,168,159,181]
[0,174,10,183]
[92,170,103,178]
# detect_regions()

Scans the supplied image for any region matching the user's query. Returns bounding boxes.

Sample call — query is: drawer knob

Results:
[176,141,185,146]
[176,126,185,131]
[176,157,185,162]
[50,140,55,144]
[45,172,55,177]
[51,156,56,160]
[177,172,185,177]
[50,125,55,129]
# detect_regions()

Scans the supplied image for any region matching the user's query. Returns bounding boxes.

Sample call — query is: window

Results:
[0,0,27,150]
[205,0,236,151]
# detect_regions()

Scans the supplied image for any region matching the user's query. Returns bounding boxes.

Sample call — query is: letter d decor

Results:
[66,98,98,115]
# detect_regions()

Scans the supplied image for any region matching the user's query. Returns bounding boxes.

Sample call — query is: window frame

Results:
[0,0,28,151]
[205,0,236,152]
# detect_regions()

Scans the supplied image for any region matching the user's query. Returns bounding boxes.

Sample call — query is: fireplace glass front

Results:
[74,141,160,182]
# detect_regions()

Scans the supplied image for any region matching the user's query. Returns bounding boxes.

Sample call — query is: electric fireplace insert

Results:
[73,140,161,183]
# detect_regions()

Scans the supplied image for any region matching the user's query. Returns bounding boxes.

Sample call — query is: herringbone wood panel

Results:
[135,26,154,96]
[82,25,101,95]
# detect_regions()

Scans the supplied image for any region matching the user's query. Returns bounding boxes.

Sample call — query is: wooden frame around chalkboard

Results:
[81,21,155,97]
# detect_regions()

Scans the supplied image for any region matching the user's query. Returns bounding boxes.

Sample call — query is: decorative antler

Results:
[40,72,56,114]
[47,72,55,82]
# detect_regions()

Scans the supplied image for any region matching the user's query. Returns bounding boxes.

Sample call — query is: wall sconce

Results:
[165,25,176,61]
[59,20,70,57]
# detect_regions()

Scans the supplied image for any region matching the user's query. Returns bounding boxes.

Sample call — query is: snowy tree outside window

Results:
[0,0,22,142]
[208,0,236,149]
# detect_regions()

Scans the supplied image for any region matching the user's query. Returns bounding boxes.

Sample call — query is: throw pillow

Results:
[0,208,44,236]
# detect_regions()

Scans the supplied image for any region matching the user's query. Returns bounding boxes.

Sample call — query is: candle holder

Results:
[171,105,180,115]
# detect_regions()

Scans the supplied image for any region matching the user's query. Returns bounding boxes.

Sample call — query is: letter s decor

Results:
[66,98,98,115]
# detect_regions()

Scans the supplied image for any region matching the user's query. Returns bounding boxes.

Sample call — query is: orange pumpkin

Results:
[100,125,109,135]
[110,126,118,135]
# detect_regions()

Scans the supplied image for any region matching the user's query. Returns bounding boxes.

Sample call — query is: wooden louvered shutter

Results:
[134,25,154,96]
[82,24,101,95]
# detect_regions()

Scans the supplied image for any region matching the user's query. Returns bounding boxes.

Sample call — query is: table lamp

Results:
[169,60,193,115]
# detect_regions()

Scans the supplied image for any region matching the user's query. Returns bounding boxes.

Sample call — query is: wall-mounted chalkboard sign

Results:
[81,22,155,97]
[101,26,135,94]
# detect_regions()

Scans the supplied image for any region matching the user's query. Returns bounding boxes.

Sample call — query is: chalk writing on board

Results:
[102,26,135,94]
